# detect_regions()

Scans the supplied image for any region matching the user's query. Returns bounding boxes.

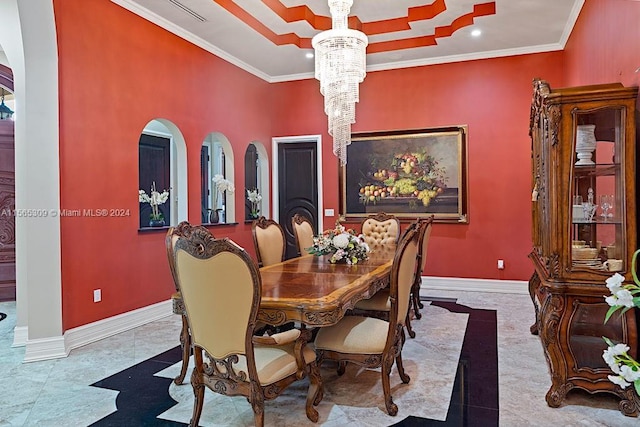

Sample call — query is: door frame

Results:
[271,135,323,233]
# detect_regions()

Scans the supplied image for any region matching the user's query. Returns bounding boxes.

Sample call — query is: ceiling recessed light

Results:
[471,29,482,37]
[306,52,314,59]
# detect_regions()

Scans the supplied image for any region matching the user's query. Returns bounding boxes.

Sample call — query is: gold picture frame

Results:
[340,126,468,223]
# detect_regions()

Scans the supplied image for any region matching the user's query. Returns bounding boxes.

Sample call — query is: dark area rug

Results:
[89,298,498,426]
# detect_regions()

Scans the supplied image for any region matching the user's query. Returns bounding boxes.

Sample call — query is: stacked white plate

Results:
[572,258,603,268]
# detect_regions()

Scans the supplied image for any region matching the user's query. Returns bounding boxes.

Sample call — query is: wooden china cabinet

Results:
[528,78,640,416]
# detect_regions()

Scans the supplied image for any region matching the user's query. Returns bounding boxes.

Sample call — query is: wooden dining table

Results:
[257,247,396,327]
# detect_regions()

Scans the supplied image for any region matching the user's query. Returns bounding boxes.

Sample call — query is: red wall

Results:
[54,0,274,329]
[563,0,640,90]
[274,54,565,281]
[53,0,640,330]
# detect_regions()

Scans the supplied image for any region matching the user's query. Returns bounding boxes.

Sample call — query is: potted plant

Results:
[246,188,262,219]
[211,174,234,223]
[139,181,170,227]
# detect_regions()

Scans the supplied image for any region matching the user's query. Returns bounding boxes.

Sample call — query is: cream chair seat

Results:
[352,290,391,312]
[314,225,420,416]
[171,222,322,427]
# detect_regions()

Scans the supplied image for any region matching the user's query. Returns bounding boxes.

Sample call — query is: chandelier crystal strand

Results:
[312,0,367,165]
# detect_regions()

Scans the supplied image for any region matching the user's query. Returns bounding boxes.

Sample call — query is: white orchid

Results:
[603,342,629,369]
[606,273,625,293]
[615,289,635,308]
[139,181,169,221]
[602,253,640,395]
[608,375,631,389]
[621,365,640,382]
[246,189,262,218]
[212,174,234,209]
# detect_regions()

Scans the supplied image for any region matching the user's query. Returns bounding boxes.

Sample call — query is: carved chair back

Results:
[291,213,315,257]
[174,230,259,361]
[360,212,400,252]
[251,217,286,267]
[389,225,420,327]
[165,221,214,385]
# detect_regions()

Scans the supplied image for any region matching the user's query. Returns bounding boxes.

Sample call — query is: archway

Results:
[0,0,64,361]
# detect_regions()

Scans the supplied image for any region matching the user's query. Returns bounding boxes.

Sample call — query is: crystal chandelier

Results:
[312,0,367,165]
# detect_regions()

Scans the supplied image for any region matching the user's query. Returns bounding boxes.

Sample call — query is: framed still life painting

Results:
[340,126,468,223]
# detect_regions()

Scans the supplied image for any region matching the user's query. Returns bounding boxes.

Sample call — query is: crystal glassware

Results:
[600,195,612,221]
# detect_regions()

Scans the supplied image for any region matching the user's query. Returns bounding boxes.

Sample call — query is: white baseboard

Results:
[22,299,173,362]
[23,335,67,362]
[421,276,529,295]
[64,299,173,351]
[12,325,28,347]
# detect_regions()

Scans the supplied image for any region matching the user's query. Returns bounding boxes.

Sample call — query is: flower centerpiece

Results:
[246,188,262,219]
[210,174,234,223]
[602,250,640,395]
[139,181,170,226]
[306,222,370,264]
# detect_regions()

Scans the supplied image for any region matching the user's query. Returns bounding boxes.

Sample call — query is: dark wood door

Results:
[0,120,15,301]
[278,142,318,259]
[139,134,171,227]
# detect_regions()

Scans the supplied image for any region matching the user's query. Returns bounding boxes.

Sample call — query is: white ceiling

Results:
[112,0,584,82]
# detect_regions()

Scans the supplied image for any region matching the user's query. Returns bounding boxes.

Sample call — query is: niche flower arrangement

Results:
[139,181,170,222]
[602,250,640,395]
[306,222,370,265]
[212,174,235,209]
[246,188,262,219]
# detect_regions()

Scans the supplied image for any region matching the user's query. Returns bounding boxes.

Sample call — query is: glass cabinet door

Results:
[570,107,625,272]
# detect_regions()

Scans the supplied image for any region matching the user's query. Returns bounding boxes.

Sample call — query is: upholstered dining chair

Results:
[171,223,323,427]
[314,224,420,416]
[291,213,315,257]
[360,212,401,252]
[350,218,432,338]
[166,221,207,385]
[408,215,434,332]
[251,216,286,267]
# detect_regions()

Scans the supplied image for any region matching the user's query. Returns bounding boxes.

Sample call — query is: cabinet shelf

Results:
[572,218,621,225]
[574,164,619,177]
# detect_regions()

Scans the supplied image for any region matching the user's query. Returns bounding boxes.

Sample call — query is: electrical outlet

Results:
[497,259,505,270]
[93,289,101,302]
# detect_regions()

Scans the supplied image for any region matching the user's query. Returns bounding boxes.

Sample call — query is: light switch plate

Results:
[324,209,335,216]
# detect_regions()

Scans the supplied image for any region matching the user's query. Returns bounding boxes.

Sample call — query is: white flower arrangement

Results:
[602,337,640,391]
[602,251,640,395]
[246,189,262,218]
[306,222,370,265]
[212,174,234,209]
[139,181,169,221]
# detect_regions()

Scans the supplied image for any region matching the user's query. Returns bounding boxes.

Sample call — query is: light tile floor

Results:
[0,290,637,426]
